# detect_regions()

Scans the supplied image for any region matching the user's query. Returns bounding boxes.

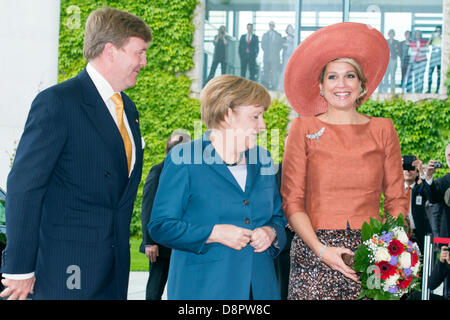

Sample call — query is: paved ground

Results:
[127,271,167,300]
[127,271,444,300]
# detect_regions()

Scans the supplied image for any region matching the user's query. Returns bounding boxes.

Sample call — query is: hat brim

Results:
[284,22,390,116]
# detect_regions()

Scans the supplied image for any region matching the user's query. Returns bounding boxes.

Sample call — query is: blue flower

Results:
[404,268,412,277]
[389,256,398,266]
[381,231,393,243]
[388,286,398,293]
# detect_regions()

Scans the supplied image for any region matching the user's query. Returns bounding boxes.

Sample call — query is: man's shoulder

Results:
[38,70,84,100]
[436,173,450,186]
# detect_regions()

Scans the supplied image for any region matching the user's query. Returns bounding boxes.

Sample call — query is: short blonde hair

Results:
[83,7,152,61]
[318,57,368,107]
[200,75,271,129]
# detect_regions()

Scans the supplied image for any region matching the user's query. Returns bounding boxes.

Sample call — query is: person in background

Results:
[380,29,400,93]
[239,23,259,81]
[140,131,191,300]
[282,22,408,300]
[429,246,449,300]
[281,24,296,91]
[426,25,442,94]
[424,144,450,238]
[400,30,411,92]
[206,26,228,83]
[149,75,286,300]
[261,21,283,90]
[403,157,432,252]
[407,30,427,93]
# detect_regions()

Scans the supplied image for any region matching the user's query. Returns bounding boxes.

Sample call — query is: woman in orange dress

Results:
[281,22,409,300]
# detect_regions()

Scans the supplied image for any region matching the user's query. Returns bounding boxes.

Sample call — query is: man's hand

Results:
[0,277,35,300]
[412,158,424,176]
[439,246,449,264]
[425,160,437,180]
[145,245,159,263]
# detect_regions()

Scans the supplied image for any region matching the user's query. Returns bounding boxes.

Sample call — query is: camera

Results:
[433,162,443,169]
[402,155,416,171]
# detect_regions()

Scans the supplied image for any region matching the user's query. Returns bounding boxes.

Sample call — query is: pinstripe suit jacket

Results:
[1,69,143,299]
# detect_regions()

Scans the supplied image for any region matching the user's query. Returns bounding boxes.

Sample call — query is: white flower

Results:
[411,261,420,275]
[398,252,411,269]
[383,273,400,291]
[374,247,391,262]
[393,227,409,245]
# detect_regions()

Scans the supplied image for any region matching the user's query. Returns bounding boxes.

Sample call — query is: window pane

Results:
[350,0,444,94]
[203,0,444,95]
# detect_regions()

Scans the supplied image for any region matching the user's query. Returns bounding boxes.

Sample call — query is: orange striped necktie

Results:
[111,93,132,174]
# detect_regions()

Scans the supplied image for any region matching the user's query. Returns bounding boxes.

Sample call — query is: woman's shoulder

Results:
[289,116,319,131]
[367,116,396,132]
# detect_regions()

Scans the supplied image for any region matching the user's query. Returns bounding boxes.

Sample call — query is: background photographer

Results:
[429,246,450,299]
[402,156,432,252]
[206,25,228,83]
[424,143,450,238]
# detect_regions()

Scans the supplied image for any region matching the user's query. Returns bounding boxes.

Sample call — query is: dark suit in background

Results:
[273,162,295,300]
[239,33,259,81]
[409,182,433,252]
[429,173,450,237]
[140,132,191,300]
[140,161,171,300]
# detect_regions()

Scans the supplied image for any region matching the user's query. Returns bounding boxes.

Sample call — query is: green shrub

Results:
[359,97,450,178]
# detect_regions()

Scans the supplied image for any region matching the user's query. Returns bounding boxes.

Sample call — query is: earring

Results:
[320,90,324,97]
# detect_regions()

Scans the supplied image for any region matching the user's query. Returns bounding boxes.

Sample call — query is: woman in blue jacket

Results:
[149,75,286,300]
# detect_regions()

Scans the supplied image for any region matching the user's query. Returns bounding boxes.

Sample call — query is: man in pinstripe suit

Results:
[0,7,152,300]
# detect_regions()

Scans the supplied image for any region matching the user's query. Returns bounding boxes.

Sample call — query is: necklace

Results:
[225,152,244,167]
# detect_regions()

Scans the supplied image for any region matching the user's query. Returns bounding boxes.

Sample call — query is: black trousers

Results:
[145,257,170,300]
[240,55,257,81]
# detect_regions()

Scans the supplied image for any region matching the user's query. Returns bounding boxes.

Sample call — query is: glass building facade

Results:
[203,0,444,94]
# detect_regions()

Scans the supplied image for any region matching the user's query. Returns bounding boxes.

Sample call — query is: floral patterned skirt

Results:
[288,229,362,300]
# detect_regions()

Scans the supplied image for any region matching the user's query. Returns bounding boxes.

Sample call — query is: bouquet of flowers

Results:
[353,213,421,300]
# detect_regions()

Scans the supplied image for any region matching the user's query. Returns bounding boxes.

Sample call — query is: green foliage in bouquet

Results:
[353,213,421,300]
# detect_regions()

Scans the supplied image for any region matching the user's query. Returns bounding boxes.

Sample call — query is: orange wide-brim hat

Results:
[284,22,389,116]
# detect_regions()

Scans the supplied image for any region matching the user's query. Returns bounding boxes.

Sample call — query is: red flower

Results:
[376,261,397,280]
[397,276,413,290]
[388,239,404,256]
[411,251,419,267]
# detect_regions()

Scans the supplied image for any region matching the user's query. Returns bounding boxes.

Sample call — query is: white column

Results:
[187,0,205,99]
[442,0,449,96]
[0,0,61,189]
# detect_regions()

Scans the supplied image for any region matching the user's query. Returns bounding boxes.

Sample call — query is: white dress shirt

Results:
[86,63,136,176]
[227,165,247,192]
[405,182,416,230]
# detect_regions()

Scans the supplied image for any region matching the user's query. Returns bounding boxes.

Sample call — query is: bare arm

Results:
[287,211,359,282]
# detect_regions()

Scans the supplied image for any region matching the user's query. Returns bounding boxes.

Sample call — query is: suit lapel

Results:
[123,96,142,155]
[77,69,128,177]
[244,147,261,195]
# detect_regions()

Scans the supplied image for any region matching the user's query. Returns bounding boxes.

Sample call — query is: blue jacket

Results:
[149,133,286,300]
[1,69,143,299]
